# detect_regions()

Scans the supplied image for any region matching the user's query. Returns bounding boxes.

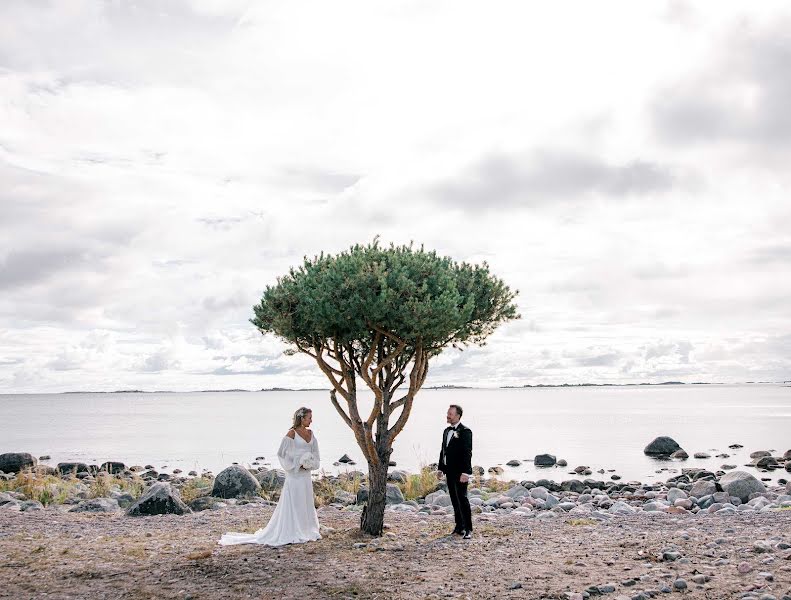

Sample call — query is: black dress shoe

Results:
[452,527,464,536]
[462,530,473,539]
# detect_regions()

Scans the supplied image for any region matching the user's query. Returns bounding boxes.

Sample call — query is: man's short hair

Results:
[449,404,463,418]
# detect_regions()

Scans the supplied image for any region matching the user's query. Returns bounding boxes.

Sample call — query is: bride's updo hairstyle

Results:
[292,407,312,429]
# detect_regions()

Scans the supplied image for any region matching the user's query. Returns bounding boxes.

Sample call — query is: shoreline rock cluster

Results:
[2,440,791,522]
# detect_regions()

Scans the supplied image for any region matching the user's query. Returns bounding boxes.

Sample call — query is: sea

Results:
[1,384,789,484]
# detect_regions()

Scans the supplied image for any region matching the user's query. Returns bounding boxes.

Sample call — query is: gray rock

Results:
[387,470,408,483]
[667,488,688,503]
[504,485,530,498]
[0,452,37,474]
[188,496,224,512]
[534,454,557,467]
[644,436,682,456]
[719,471,766,502]
[750,450,771,459]
[754,456,779,468]
[126,482,191,516]
[20,500,44,512]
[211,465,262,499]
[356,486,369,504]
[332,490,356,505]
[386,483,405,504]
[255,468,286,490]
[100,461,126,474]
[425,491,452,507]
[488,466,504,475]
[338,454,353,463]
[506,460,521,467]
[689,479,717,498]
[671,449,689,459]
[57,462,89,476]
[70,498,121,513]
[694,452,711,459]
[673,579,687,590]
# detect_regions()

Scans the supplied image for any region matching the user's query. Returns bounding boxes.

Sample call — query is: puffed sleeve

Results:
[277,436,299,473]
[311,434,320,467]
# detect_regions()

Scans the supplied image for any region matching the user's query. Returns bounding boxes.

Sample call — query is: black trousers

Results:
[446,473,472,532]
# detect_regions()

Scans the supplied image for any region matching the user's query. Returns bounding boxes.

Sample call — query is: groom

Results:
[438,404,473,539]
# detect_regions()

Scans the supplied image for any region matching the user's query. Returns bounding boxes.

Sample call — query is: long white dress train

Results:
[218,433,321,547]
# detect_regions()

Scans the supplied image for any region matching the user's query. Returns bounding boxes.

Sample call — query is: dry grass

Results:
[1,470,145,505]
[313,472,363,506]
[179,476,213,503]
[400,466,440,500]
[566,518,598,526]
[0,471,79,506]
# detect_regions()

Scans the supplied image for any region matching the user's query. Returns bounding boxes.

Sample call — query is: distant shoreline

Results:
[2,380,782,395]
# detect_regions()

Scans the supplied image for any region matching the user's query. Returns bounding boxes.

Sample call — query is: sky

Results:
[1,1,790,393]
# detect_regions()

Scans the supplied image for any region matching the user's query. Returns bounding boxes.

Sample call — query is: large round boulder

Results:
[211,465,262,499]
[718,471,766,502]
[644,437,682,456]
[126,482,191,516]
[534,454,557,467]
[0,453,37,474]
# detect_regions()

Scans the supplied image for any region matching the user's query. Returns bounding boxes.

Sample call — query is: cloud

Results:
[653,19,791,148]
[430,150,675,210]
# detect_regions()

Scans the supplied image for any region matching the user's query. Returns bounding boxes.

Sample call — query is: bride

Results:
[219,407,321,547]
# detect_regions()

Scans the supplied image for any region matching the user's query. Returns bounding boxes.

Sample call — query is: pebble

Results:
[737,561,752,574]
[673,579,687,590]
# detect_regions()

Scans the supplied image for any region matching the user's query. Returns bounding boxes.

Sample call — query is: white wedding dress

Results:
[218,432,321,547]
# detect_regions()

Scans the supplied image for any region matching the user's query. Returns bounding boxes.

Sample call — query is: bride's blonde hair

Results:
[292,407,312,429]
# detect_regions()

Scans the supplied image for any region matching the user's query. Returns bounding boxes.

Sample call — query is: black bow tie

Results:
[450,425,458,430]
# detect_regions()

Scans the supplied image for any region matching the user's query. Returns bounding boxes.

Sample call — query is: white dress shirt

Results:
[445,422,462,448]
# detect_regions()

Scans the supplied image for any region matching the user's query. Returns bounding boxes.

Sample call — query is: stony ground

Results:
[1,506,791,600]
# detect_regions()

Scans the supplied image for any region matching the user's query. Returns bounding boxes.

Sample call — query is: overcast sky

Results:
[1,1,790,393]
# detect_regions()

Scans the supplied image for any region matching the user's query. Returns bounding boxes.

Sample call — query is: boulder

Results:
[534,454,557,467]
[255,468,286,490]
[689,479,717,498]
[644,437,682,456]
[488,466,504,475]
[126,482,191,516]
[386,483,405,504]
[211,465,262,499]
[356,486,369,504]
[0,452,37,474]
[561,480,585,493]
[70,498,121,513]
[671,450,689,459]
[332,490,356,505]
[693,452,711,459]
[506,460,521,467]
[387,470,408,483]
[338,454,353,464]
[718,471,766,502]
[57,462,89,476]
[100,461,126,474]
[749,450,771,459]
[754,456,778,469]
[189,496,224,512]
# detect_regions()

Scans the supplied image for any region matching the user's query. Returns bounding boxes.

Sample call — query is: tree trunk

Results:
[360,458,388,536]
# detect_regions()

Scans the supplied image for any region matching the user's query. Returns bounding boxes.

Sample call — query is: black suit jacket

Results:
[438,423,472,475]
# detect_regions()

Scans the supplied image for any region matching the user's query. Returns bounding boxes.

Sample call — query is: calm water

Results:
[1,385,789,484]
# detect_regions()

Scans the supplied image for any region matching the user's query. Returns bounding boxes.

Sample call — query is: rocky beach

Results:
[2,438,791,599]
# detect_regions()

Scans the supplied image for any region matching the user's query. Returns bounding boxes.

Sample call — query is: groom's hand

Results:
[459,473,469,483]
